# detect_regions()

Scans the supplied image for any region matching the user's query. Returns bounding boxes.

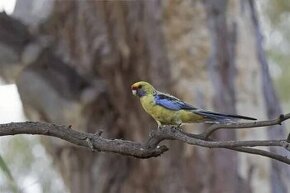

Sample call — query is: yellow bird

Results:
[131,81,256,128]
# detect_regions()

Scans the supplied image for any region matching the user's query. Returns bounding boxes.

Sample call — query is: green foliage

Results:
[263,0,290,25]
[0,154,19,193]
[0,135,67,193]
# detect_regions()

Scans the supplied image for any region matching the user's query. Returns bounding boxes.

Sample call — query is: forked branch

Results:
[0,113,289,164]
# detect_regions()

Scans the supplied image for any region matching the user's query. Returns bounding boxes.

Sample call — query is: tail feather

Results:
[195,110,256,123]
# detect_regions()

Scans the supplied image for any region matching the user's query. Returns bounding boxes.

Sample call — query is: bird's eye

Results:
[138,85,142,89]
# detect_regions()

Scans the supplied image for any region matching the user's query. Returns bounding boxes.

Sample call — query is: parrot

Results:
[131,81,256,129]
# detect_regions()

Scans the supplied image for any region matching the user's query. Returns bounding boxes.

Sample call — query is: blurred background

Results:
[0,0,289,193]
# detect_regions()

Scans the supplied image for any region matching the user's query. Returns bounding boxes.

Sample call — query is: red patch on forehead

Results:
[131,84,138,90]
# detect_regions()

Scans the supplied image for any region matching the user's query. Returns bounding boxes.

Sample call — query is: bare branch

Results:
[203,113,290,138]
[0,114,289,164]
[145,127,290,164]
[146,127,287,149]
[0,122,168,158]
[226,146,290,164]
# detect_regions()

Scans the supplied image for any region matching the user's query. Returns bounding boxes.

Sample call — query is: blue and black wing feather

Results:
[194,110,257,121]
[154,92,256,122]
[154,93,197,111]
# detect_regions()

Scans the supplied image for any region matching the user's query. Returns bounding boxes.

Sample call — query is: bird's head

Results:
[131,81,155,97]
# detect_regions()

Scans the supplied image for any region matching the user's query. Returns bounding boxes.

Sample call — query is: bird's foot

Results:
[158,125,165,130]
[171,123,182,131]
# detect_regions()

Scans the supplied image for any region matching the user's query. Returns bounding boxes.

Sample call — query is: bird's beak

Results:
[131,84,138,96]
[132,89,137,96]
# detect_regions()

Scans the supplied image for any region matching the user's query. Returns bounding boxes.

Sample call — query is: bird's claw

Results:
[86,137,95,152]
[171,124,182,131]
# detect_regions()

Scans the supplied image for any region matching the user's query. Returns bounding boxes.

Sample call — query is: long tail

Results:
[195,110,256,123]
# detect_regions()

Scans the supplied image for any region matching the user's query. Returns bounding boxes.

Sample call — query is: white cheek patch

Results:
[132,90,137,95]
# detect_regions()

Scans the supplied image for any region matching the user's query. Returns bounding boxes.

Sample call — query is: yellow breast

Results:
[139,95,204,125]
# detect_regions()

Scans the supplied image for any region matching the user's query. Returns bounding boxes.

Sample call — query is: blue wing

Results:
[154,93,197,111]
[154,92,257,121]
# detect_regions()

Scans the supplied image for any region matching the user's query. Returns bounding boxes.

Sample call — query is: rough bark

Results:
[15,1,194,193]
[0,12,32,82]
[0,0,288,192]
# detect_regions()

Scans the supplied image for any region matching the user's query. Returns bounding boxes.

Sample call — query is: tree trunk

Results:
[247,1,290,193]
[0,0,288,193]
[203,1,243,193]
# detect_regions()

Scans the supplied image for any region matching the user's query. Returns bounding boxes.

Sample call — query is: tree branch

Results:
[203,114,290,138]
[0,114,290,164]
[0,122,168,158]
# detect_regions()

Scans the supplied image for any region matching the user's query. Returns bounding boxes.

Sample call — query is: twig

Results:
[146,126,290,164]
[203,113,290,138]
[147,127,288,149]
[226,146,290,164]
